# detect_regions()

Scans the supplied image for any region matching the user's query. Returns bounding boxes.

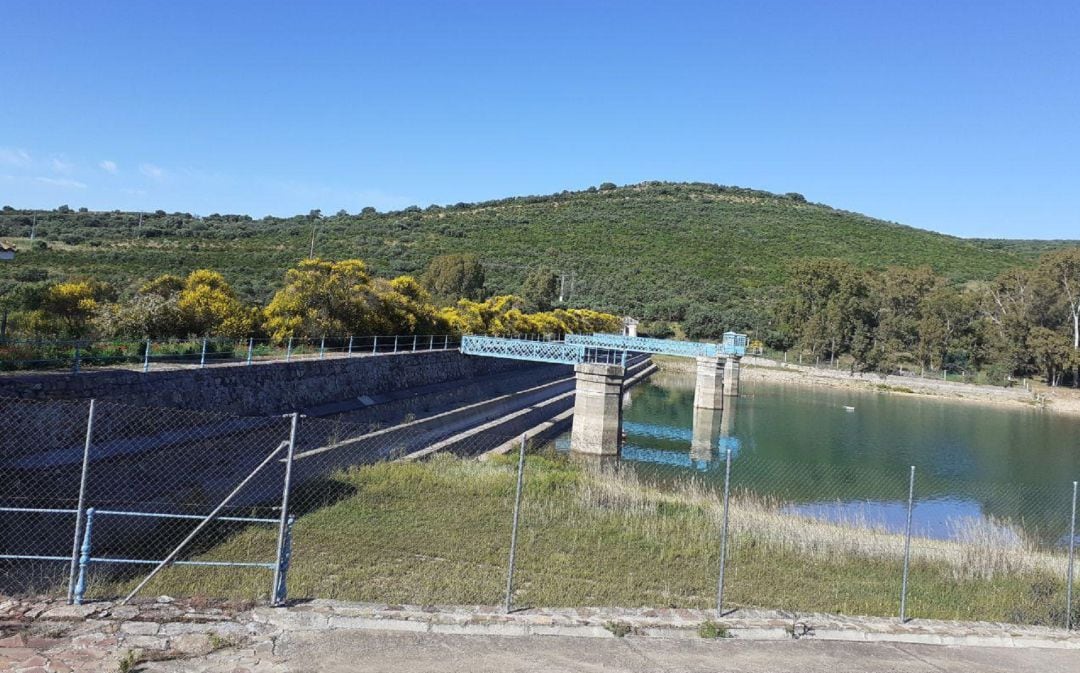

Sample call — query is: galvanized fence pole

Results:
[348,335,354,356]
[1067,480,1077,630]
[413,335,418,352]
[504,434,527,613]
[372,335,378,354]
[319,337,326,360]
[272,413,300,606]
[273,515,296,605]
[393,336,398,353]
[443,335,449,349]
[716,444,733,615]
[430,335,435,350]
[66,399,96,603]
[72,508,95,605]
[199,337,208,368]
[900,465,916,622]
[142,338,151,373]
[286,337,293,362]
[246,337,254,365]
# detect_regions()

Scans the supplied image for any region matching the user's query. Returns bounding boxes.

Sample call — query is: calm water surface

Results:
[557,372,1080,545]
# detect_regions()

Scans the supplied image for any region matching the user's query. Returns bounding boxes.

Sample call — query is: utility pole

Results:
[29,215,36,242]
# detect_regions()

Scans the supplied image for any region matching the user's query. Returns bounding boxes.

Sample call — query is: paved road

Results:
[150,630,1079,673]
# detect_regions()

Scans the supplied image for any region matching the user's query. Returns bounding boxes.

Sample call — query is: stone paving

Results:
[0,597,284,673]
[2,597,1079,672]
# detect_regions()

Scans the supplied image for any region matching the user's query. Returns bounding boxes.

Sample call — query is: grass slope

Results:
[1,182,1070,314]
[92,454,1073,626]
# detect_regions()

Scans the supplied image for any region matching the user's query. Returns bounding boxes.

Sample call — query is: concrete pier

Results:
[724,356,741,397]
[570,363,625,456]
[692,356,725,410]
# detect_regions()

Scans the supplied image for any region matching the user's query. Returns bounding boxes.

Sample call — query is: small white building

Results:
[621,316,639,338]
[0,242,15,261]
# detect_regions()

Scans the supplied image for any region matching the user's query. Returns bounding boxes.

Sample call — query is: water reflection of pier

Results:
[621,398,739,470]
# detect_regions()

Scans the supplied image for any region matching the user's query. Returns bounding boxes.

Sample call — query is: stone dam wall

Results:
[0,351,531,416]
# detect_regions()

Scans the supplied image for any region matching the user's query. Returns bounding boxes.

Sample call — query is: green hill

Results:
[0,182,1073,320]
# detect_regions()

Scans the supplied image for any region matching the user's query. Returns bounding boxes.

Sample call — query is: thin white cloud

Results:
[0,148,32,167]
[34,176,87,189]
[99,160,118,174]
[140,163,165,179]
[121,187,147,196]
[51,157,75,174]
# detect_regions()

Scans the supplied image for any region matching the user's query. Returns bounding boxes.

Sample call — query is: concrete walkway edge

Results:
[253,601,1080,651]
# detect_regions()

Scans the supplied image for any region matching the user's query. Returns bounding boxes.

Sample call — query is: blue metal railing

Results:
[564,333,749,358]
[460,336,587,365]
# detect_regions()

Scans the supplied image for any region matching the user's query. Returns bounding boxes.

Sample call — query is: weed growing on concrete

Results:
[116,649,140,673]
[697,620,730,639]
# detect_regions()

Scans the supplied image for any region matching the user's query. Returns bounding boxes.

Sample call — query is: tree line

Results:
[0,253,620,343]
[765,249,1080,386]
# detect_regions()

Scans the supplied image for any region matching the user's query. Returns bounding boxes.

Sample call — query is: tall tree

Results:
[422,254,485,303]
[520,267,559,312]
[1037,248,1080,350]
[777,259,871,364]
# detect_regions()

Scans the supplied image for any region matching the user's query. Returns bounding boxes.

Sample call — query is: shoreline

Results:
[653,356,1080,418]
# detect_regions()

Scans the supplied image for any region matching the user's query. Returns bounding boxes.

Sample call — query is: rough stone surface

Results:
[3,596,1080,672]
[693,356,725,410]
[569,363,625,455]
[0,351,527,416]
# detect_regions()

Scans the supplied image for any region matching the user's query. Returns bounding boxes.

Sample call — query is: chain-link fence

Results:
[2,395,1077,630]
[0,334,462,374]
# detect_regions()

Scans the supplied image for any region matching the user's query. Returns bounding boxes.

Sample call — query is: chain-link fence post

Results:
[413,335,418,352]
[286,337,293,362]
[393,336,399,353]
[504,434,527,613]
[273,515,296,606]
[272,412,299,606]
[142,338,151,373]
[900,465,916,622]
[73,508,95,605]
[716,444,733,615]
[200,337,208,368]
[348,335,354,356]
[1067,480,1077,630]
[246,337,254,365]
[65,399,95,603]
[372,335,378,353]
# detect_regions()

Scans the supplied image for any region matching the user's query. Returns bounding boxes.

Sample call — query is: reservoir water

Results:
[556,371,1080,547]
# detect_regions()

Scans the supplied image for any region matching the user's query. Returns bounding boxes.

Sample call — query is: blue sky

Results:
[2,1,1077,239]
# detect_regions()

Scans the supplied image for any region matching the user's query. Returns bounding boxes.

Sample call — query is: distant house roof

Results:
[0,241,15,258]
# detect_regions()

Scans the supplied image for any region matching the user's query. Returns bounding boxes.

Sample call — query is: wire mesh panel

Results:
[508,454,719,610]
[282,423,515,606]
[0,397,92,596]
[71,402,293,602]
[722,457,910,618]
[905,477,1076,626]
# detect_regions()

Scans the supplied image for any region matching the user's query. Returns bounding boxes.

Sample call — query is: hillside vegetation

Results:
[1,182,1069,318]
